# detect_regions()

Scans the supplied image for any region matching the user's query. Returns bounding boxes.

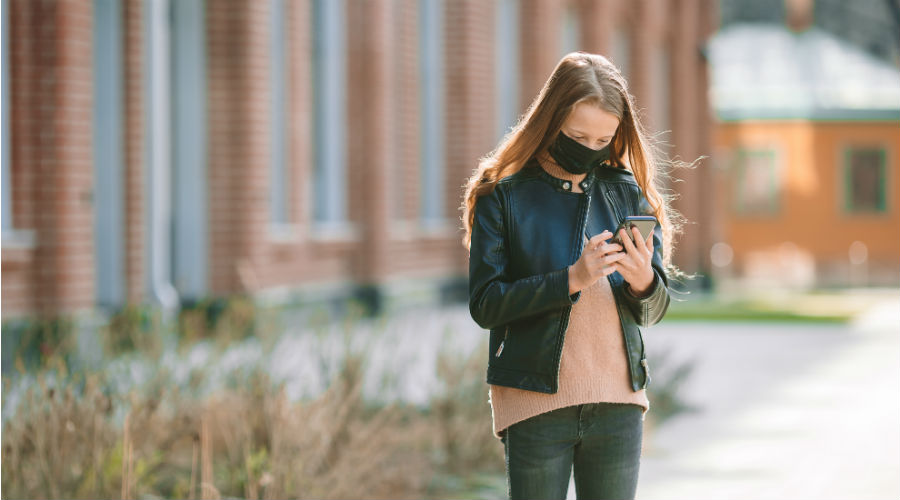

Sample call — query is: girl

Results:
[461,51,688,499]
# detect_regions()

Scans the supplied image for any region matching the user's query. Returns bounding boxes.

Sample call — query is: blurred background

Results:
[1,0,898,499]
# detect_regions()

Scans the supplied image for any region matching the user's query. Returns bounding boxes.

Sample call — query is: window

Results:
[494,0,519,141]
[418,0,444,225]
[311,0,347,229]
[734,149,779,214]
[843,147,887,213]
[171,0,208,299]
[270,0,291,226]
[93,0,126,307]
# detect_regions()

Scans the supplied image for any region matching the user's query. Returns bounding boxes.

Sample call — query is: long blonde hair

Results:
[460,51,692,280]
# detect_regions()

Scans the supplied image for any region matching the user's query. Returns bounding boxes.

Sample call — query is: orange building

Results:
[708,22,900,288]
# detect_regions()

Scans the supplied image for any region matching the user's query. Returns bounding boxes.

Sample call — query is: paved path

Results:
[386,294,900,500]
[609,297,900,500]
[276,293,900,499]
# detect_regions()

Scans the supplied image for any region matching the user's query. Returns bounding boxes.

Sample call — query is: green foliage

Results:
[3,315,77,373]
[176,294,279,350]
[103,304,162,357]
[665,294,857,323]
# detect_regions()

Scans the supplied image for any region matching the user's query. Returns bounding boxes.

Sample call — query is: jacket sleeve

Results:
[468,185,581,331]
[620,191,671,327]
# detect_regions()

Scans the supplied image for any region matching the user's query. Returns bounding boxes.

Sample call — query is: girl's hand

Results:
[568,230,625,294]
[612,225,655,296]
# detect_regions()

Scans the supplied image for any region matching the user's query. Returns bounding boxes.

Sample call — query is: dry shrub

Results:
[1,364,214,499]
[1,372,119,499]
[2,351,437,499]
[2,300,524,500]
[431,337,505,474]
[203,354,433,500]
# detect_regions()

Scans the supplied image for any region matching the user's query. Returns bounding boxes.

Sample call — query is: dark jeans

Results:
[500,402,644,500]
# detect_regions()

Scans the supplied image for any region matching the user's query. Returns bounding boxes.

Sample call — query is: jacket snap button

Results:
[562,181,571,190]
[580,182,588,190]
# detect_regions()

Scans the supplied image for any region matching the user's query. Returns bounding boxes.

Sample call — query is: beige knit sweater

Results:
[488,160,650,440]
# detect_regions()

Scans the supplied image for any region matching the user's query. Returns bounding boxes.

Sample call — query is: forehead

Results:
[563,101,620,137]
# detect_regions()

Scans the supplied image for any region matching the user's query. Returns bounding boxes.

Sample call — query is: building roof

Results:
[707,23,900,121]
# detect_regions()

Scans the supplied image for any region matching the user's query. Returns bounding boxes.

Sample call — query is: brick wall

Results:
[445,0,496,272]
[3,0,95,317]
[123,0,144,304]
[392,0,420,224]
[207,0,271,294]
[2,0,717,319]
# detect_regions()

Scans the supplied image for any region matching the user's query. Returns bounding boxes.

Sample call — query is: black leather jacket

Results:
[468,157,671,394]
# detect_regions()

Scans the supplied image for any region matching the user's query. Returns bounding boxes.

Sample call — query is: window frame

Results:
[732,147,781,216]
[841,145,889,215]
[269,0,293,234]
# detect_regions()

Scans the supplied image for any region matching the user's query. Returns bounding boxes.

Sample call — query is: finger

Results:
[620,227,637,254]
[632,226,648,254]
[606,261,622,276]
[588,249,619,270]
[603,263,617,276]
[602,252,626,265]
[598,242,624,255]
[594,251,625,274]
[634,227,653,255]
[598,260,615,276]
[589,231,613,248]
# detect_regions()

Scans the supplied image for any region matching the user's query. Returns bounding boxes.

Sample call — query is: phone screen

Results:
[610,216,658,246]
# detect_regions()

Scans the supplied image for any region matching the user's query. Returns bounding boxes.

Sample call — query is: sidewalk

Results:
[623,295,900,500]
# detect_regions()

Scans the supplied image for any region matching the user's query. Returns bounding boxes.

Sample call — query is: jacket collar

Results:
[526,156,634,191]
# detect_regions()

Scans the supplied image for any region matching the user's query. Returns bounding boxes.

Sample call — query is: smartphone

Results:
[610,215,658,246]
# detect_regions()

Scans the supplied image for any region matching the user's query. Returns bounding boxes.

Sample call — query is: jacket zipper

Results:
[495,325,509,357]
[607,186,646,390]
[555,191,592,384]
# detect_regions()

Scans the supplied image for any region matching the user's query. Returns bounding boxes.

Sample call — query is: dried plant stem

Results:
[244,441,257,500]
[190,436,199,500]
[121,411,133,500]
[200,411,219,500]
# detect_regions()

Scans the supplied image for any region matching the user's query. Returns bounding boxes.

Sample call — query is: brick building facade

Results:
[1,0,717,320]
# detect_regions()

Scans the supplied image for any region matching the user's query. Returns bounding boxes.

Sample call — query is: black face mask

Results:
[548,131,611,175]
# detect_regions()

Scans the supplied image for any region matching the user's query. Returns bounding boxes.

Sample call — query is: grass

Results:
[662,289,880,323]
